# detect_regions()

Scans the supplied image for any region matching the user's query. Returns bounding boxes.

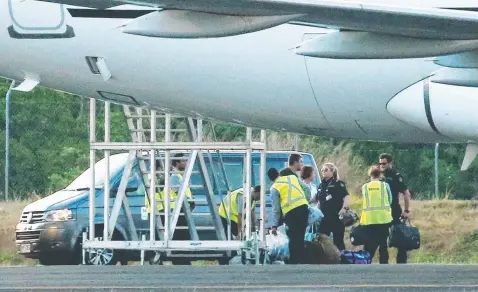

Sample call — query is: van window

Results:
[143,153,319,195]
[190,157,244,194]
[65,153,130,191]
[189,160,241,194]
[191,156,289,194]
[252,159,288,191]
[125,167,145,197]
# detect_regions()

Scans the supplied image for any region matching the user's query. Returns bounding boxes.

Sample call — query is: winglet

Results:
[461,143,478,171]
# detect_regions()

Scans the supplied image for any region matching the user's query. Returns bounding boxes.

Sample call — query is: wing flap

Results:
[115,0,478,40]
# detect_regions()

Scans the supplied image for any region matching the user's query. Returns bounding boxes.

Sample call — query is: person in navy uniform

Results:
[378,153,411,264]
[311,162,350,251]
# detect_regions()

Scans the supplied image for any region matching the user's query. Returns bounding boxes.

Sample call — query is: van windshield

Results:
[64,153,130,191]
[190,154,317,195]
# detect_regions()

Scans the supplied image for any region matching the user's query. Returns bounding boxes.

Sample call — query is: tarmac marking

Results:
[2,284,478,290]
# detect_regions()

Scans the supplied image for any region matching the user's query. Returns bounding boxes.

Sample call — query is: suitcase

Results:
[388,220,420,251]
[303,234,341,264]
[340,250,371,264]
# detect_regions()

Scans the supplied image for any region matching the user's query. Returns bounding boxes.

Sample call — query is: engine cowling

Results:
[387,79,478,142]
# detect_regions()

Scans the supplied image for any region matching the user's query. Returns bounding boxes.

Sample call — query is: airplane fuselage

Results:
[1,0,478,143]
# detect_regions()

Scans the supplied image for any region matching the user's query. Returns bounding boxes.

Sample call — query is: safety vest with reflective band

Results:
[272,175,308,215]
[359,181,393,225]
[145,173,193,213]
[218,187,255,223]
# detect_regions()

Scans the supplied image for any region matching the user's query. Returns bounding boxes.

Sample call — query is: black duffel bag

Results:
[350,224,370,246]
[388,220,420,251]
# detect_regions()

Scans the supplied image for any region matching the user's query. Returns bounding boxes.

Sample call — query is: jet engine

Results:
[386,78,478,142]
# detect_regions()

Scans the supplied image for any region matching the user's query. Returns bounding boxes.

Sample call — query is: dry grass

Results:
[0,200,26,252]
[1,197,478,265]
[344,195,478,263]
[0,200,38,265]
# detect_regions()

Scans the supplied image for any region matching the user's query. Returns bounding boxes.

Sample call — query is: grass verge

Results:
[1,198,477,265]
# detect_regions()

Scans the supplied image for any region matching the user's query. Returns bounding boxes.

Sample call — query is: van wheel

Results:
[85,241,118,265]
[84,227,126,266]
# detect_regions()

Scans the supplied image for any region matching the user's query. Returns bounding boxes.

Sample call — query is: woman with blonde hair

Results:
[313,162,350,251]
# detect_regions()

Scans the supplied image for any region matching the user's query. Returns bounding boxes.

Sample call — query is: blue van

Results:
[15,151,320,265]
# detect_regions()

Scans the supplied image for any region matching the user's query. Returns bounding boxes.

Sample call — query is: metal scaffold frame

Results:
[82,98,268,264]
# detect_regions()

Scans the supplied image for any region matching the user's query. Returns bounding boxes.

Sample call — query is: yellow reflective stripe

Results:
[287,176,293,203]
[363,184,371,210]
[366,185,370,208]
[381,182,385,208]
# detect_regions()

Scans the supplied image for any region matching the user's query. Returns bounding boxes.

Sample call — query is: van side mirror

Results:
[109,187,138,197]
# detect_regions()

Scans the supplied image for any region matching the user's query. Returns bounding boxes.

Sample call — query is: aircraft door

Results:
[7,0,74,39]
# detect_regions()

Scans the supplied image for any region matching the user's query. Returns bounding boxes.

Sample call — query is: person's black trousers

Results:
[392,204,408,264]
[284,204,309,264]
[220,217,239,239]
[159,210,190,240]
[319,216,345,251]
[363,223,390,264]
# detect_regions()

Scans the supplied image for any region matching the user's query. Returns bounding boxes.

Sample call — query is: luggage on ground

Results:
[302,234,341,264]
[350,224,370,246]
[265,226,289,261]
[340,250,371,264]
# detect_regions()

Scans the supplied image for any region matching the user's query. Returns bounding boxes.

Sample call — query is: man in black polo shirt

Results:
[379,153,411,264]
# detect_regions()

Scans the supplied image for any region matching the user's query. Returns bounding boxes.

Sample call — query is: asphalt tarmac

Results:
[1,264,478,292]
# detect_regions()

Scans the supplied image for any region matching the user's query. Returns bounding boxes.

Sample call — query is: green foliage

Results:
[0,81,129,199]
[348,141,478,199]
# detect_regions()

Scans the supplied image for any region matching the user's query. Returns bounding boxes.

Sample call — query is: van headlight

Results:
[44,209,75,221]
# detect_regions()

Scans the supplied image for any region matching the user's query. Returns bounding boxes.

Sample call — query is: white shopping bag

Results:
[308,205,324,225]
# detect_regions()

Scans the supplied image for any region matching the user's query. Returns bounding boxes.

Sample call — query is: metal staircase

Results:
[83,99,267,265]
[122,105,230,261]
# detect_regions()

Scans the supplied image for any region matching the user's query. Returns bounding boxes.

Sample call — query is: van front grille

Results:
[19,211,45,224]
[16,231,41,241]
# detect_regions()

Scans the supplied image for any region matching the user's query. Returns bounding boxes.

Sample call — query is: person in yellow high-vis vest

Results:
[218,186,261,239]
[144,153,195,265]
[360,165,393,264]
[145,154,194,216]
[270,173,309,264]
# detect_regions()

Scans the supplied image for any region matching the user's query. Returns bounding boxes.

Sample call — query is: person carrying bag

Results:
[355,165,394,264]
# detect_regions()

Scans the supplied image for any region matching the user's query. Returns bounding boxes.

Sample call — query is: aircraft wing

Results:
[55,0,478,40]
